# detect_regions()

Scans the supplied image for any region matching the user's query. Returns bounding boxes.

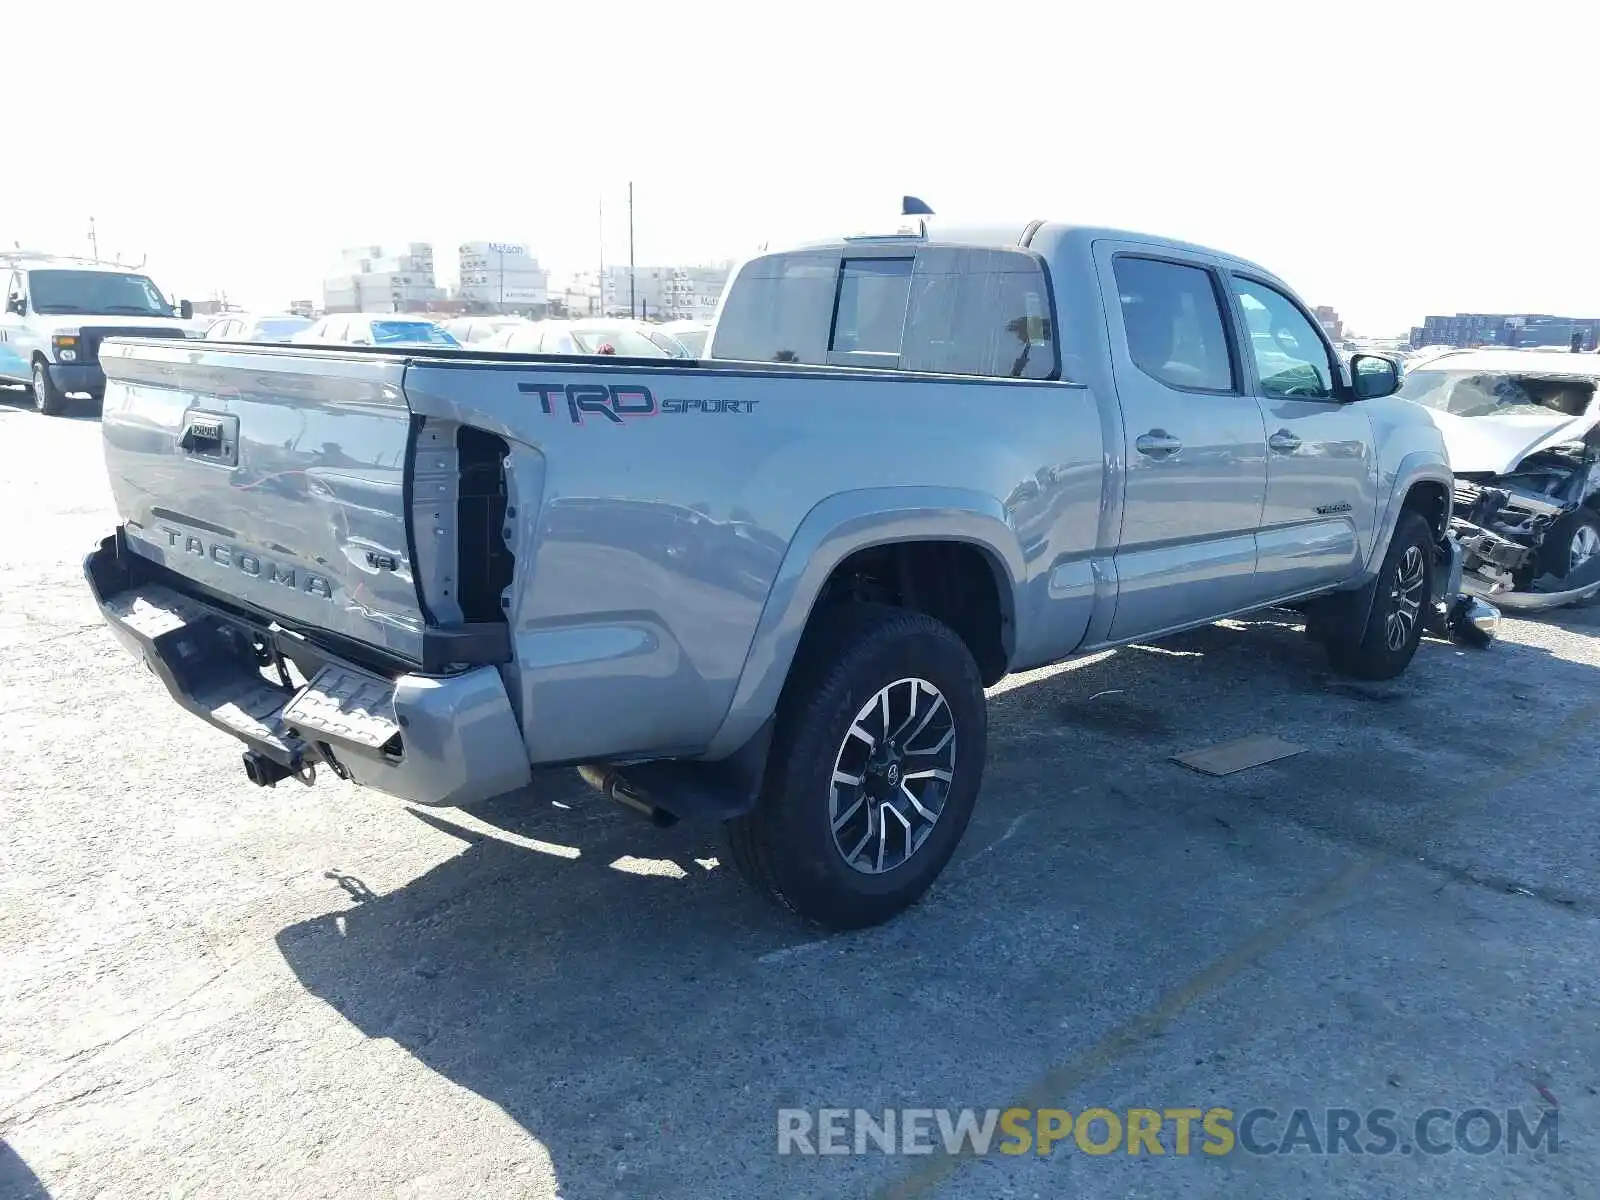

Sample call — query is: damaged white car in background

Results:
[1399,348,1600,611]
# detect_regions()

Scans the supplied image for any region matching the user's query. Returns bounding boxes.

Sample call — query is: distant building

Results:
[287,299,316,318]
[1410,313,1600,351]
[457,242,550,313]
[662,264,730,323]
[551,271,603,317]
[597,262,731,320]
[1312,305,1344,342]
[323,243,447,313]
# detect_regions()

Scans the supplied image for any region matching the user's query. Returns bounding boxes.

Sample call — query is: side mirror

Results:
[1350,353,1400,400]
[179,300,194,320]
[5,294,24,317]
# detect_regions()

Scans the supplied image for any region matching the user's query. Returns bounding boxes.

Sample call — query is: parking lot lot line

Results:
[877,693,1600,1199]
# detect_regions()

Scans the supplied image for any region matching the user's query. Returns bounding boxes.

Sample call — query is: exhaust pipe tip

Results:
[577,764,679,827]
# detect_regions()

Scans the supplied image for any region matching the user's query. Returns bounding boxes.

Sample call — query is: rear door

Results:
[99,339,429,663]
[1094,243,1269,639]
[1225,274,1375,596]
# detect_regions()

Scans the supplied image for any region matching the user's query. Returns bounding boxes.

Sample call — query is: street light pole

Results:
[628,181,636,320]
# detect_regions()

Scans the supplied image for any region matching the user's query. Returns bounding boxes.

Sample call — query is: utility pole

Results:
[628,181,636,320]
[88,217,99,262]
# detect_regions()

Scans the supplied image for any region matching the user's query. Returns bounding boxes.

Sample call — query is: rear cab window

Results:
[713,244,1056,379]
[830,259,914,360]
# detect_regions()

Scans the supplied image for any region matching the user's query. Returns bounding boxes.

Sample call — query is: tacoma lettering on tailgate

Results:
[160,528,334,599]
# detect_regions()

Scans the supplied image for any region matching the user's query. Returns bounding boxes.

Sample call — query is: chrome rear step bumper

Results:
[85,534,530,807]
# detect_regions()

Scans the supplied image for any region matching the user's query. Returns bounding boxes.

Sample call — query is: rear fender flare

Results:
[702,487,1026,760]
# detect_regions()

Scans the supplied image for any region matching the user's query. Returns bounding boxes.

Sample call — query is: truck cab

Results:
[0,253,193,415]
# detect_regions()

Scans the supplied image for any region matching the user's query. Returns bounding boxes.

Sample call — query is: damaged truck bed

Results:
[1399,348,1600,610]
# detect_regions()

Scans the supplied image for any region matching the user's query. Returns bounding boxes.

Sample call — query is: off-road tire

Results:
[31,359,67,417]
[1323,511,1433,681]
[725,603,987,929]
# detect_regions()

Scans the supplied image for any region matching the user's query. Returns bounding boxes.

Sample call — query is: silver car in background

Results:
[489,319,674,357]
[655,319,711,357]
[202,313,315,342]
[443,315,532,345]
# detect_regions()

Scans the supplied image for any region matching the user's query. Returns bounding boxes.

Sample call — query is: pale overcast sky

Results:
[9,1,1596,334]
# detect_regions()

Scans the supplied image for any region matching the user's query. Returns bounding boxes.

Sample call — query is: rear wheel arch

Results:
[807,537,1013,685]
[703,492,1026,761]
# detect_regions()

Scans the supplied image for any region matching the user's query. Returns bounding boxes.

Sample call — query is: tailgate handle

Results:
[180,419,223,453]
[177,411,238,465]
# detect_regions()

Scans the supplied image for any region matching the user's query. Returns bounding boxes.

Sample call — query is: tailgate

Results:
[99,339,432,664]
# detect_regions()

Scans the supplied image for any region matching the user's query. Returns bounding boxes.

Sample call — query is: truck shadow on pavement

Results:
[272,611,1596,1199]
[0,1141,50,1200]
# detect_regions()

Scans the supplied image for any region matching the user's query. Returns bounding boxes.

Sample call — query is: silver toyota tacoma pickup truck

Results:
[84,215,1458,928]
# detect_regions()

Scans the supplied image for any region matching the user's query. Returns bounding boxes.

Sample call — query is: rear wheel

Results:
[726,603,987,929]
[1323,511,1433,681]
[31,359,67,417]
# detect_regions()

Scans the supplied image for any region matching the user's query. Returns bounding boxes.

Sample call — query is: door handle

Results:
[1268,430,1302,454]
[1135,430,1183,458]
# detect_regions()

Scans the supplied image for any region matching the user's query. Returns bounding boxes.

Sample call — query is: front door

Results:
[1095,244,1269,641]
[1226,275,1376,598]
[0,270,29,383]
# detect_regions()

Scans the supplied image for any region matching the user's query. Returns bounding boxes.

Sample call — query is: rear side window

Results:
[1112,257,1235,392]
[830,258,913,355]
[711,251,839,363]
[712,245,1056,378]
[900,248,1056,379]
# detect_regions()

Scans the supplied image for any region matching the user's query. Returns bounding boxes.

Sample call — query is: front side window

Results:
[1230,278,1334,399]
[830,258,913,356]
[1112,257,1235,392]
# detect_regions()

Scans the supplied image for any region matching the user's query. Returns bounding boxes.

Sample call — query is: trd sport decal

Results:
[517,382,757,424]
